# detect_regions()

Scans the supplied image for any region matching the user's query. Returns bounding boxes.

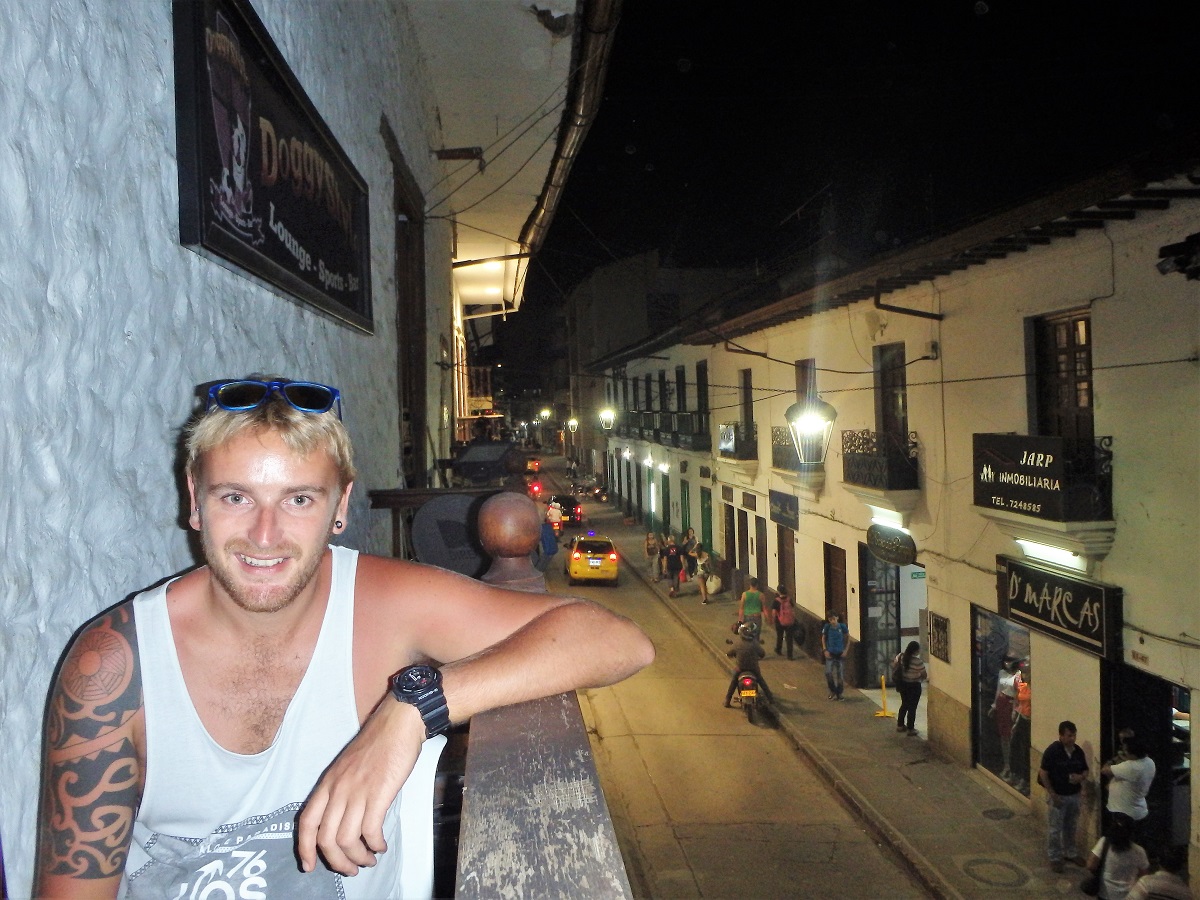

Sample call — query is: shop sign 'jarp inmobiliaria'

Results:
[974,433,1079,521]
[997,555,1122,661]
[174,0,372,332]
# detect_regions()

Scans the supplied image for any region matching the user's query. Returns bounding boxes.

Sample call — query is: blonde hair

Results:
[186,400,356,487]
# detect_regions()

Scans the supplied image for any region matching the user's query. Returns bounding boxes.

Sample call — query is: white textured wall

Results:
[0,1,448,891]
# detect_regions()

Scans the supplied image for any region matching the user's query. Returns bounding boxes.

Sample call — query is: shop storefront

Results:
[970,555,1191,862]
[973,608,1033,794]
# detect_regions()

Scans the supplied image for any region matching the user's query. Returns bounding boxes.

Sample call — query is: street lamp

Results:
[566,418,578,433]
[598,408,615,430]
[785,397,838,465]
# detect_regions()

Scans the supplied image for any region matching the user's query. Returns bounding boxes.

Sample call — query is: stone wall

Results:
[0,1,447,890]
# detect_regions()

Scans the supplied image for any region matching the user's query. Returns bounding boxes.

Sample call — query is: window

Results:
[644,374,652,412]
[658,370,668,411]
[632,378,640,411]
[873,343,907,441]
[739,368,754,425]
[1030,309,1093,456]
[795,358,816,403]
[676,365,687,412]
[696,361,710,432]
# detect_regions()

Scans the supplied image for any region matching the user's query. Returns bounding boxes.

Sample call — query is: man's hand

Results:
[297,700,426,876]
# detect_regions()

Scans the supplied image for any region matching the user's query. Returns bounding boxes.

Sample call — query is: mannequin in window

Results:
[989,657,1023,783]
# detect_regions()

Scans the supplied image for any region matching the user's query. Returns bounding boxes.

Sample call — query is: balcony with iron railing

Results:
[717,422,758,461]
[608,410,711,452]
[770,425,829,498]
[841,429,920,491]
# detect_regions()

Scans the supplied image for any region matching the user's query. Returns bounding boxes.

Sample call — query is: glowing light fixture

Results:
[567,418,579,433]
[785,397,838,464]
[1016,539,1087,573]
[599,408,615,430]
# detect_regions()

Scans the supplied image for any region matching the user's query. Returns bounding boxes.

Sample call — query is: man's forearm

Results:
[439,599,653,723]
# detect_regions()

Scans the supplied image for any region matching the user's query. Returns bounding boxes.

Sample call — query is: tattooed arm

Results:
[34,602,145,899]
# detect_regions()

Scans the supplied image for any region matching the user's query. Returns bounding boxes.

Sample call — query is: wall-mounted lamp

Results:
[1016,539,1087,573]
[785,397,838,465]
[599,408,615,430]
[567,418,579,433]
[658,462,670,473]
[539,408,551,421]
[622,448,632,460]
[643,455,654,468]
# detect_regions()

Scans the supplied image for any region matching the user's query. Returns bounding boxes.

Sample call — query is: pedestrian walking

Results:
[769,585,801,658]
[645,532,662,580]
[820,611,849,700]
[737,577,765,631]
[1039,720,1090,872]
[663,534,684,596]
[681,527,699,577]
[891,641,928,736]
[695,546,713,604]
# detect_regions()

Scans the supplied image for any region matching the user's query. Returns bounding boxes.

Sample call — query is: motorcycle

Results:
[589,483,609,503]
[725,634,768,724]
[733,670,763,724]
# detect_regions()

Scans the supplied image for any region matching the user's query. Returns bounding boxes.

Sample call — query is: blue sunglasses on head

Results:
[206,379,343,419]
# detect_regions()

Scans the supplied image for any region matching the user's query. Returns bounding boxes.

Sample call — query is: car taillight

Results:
[608,552,618,561]
[574,506,581,516]
[572,551,582,560]
[740,676,755,688]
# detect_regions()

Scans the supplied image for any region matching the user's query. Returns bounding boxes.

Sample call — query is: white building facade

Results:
[597,168,1200,860]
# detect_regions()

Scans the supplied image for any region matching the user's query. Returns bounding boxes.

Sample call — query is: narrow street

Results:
[540,492,929,898]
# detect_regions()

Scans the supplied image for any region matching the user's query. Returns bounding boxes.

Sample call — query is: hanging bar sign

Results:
[173,0,373,332]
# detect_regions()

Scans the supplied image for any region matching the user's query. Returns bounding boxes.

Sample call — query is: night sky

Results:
[496,1,1198,375]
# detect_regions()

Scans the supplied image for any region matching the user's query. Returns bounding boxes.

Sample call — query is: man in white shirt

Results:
[1102,733,1156,837]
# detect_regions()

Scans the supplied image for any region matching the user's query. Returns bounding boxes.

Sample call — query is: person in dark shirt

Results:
[663,535,684,597]
[1038,720,1090,872]
[723,622,773,707]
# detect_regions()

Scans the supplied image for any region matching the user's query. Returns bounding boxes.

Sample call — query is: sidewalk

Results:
[553,466,1075,898]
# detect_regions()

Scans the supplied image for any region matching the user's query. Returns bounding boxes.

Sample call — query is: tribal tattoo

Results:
[38,603,144,880]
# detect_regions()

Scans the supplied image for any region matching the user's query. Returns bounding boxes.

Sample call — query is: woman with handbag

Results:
[1082,813,1148,899]
[892,641,928,736]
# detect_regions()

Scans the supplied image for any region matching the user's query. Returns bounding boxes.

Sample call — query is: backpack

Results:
[776,595,795,627]
[890,653,905,687]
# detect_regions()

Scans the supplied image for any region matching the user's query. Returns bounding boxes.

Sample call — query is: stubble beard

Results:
[201,529,327,614]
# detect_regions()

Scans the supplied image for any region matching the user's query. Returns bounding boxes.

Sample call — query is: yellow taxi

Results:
[564,533,619,586]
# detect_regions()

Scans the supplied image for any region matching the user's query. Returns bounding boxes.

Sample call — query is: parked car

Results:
[546,494,583,526]
[564,534,619,586]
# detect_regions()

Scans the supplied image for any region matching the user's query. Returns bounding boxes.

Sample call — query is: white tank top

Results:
[121,545,445,899]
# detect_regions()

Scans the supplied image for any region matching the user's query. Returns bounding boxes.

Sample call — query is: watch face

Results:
[398,666,439,692]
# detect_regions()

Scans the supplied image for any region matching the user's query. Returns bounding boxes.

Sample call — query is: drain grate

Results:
[982,807,1014,820]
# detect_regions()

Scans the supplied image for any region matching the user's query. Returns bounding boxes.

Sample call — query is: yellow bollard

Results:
[875,675,895,717]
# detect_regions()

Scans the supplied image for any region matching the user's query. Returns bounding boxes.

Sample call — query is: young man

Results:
[34,378,654,899]
[820,611,849,700]
[1038,720,1090,872]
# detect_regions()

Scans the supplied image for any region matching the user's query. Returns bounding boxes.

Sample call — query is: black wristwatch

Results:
[389,665,451,739]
